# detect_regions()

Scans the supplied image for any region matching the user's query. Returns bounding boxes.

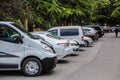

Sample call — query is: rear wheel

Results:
[84,40,89,47]
[22,58,42,76]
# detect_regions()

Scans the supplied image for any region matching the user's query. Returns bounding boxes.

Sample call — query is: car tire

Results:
[84,40,89,47]
[22,58,42,76]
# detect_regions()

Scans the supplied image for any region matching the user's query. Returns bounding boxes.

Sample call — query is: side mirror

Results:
[15,35,23,44]
[11,34,23,44]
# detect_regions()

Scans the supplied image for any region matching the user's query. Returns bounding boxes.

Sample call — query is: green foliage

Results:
[0,0,34,25]
[111,1,120,18]
[0,0,119,29]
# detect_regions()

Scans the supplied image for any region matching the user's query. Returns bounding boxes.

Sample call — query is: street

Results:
[0,33,120,80]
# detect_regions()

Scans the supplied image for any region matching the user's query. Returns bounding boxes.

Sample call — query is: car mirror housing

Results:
[14,35,23,44]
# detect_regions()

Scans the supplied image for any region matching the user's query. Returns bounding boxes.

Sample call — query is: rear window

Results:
[60,28,79,36]
[82,29,90,32]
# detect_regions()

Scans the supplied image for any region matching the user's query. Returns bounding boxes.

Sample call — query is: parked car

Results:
[102,26,110,33]
[84,36,93,47]
[109,27,116,32]
[48,26,85,47]
[86,25,104,38]
[82,27,99,41]
[0,22,57,76]
[69,40,80,54]
[31,32,72,60]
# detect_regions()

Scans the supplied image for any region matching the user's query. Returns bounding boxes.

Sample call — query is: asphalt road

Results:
[0,33,120,80]
[66,33,120,80]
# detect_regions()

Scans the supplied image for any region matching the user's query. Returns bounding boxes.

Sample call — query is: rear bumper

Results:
[42,57,57,72]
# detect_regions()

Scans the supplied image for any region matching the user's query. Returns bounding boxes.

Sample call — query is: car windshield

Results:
[11,23,35,39]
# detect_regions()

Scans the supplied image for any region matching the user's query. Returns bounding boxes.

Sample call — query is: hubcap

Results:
[25,61,39,75]
[84,41,88,47]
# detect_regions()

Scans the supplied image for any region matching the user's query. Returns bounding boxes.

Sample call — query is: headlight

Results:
[42,43,54,53]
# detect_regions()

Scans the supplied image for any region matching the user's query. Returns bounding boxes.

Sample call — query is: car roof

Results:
[0,21,14,24]
[32,31,53,36]
[32,31,47,34]
[49,26,82,30]
[82,27,92,29]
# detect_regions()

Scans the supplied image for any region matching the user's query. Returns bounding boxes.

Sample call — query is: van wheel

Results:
[22,58,42,76]
[84,40,89,47]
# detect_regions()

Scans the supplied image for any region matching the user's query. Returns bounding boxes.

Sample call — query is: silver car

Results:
[32,32,71,60]
[82,27,99,41]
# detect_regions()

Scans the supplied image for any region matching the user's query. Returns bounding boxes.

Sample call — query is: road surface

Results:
[66,33,120,80]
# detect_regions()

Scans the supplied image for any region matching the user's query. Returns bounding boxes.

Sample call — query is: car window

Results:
[60,28,79,36]
[48,29,58,36]
[11,23,35,39]
[0,25,20,43]
[82,29,90,32]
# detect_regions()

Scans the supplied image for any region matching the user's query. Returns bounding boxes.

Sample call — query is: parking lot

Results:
[0,37,103,80]
[0,0,119,79]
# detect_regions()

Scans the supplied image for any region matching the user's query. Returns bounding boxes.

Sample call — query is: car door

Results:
[0,24,24,69]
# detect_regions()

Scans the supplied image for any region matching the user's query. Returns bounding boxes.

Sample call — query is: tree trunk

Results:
[25,18,28,31]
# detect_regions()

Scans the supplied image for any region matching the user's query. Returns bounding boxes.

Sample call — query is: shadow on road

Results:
[79,49,85,51]
[0,70,56,77]
[87,45,93,47]
[42,70,55,76]
[0,71,23,76]
[57,59,70,64]
[69,54,79,56]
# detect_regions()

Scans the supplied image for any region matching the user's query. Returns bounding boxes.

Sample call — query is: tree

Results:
[111,0,120,24]
[90,0,111,25]
[57,0,93,25]
[0,0,34,30]
[0,0,119,30]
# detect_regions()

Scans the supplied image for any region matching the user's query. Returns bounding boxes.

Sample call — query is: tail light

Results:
[81,36,84,41]
[88,33,94,37]
[57,42,69,47]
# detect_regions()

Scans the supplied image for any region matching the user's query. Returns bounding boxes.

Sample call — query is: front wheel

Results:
[22,58,42,76]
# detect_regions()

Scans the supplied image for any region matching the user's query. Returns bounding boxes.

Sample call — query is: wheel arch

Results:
[20,56,43,69]
[84,40,89,47]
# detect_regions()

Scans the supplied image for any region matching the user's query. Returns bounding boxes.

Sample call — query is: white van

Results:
[48,26,85,46]
[0,22,57,76]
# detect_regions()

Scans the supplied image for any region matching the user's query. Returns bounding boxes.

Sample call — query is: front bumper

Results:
[60,48,71,58]
[42,57,57,72]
